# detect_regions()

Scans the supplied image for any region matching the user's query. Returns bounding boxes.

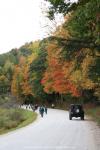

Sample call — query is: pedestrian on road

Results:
[26,105,28,109]
[31,105,35,112]
[44,106,47,114]
[34,104,38,110]
[51,103,55,108]
[39,106,44,117]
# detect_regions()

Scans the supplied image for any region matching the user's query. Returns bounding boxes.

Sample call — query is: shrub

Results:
[9,109,26,122]
[4,120,18,129]
[0,117,5,128]
[0,108,27,130]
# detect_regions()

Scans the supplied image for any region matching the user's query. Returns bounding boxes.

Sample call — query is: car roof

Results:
[70,104,82,106]
[70,104,83,108]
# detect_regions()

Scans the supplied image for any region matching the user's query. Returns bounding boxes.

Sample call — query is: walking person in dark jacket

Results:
[44,106,47,114]
[39,106,44,117]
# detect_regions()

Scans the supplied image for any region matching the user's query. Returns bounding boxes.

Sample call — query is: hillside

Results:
[0,0,100,106]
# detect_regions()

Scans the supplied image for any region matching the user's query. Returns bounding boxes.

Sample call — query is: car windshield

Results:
[71,105,82,110]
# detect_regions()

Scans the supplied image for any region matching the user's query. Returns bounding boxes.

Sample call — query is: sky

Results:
[0,0,64,54]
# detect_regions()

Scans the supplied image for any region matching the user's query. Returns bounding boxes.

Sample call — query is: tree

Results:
[41,40,80,97]
[29,40,48,101]
[45,0,90,19]
[0,75,10,93]
[3,60,14,81]
[11,65,23,99]
[67,0,100,45]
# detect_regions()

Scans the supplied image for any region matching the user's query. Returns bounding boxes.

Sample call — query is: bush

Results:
[85,104,100,126]
[4,120,18,129]
[0,108,37,134]
[0,108,27,130]
[9,109,26,122]
[0,117,5,128]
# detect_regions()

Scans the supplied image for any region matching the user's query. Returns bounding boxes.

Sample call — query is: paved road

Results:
[0,109,100,150]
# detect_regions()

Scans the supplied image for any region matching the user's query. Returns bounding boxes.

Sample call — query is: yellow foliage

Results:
[63,61,75,78]
[81,79,95,89]
[81,55,95,76]
[70,70,82,84]
[0,75,6,81]
[27,54,37,64]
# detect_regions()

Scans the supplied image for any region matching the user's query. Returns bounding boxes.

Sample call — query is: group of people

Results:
[20,103,48,117]
[39,106,47,117]
[20,104,39,111]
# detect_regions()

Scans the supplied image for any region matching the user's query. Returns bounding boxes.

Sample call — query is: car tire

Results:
[69,115,72,120]
[81,116,84,120]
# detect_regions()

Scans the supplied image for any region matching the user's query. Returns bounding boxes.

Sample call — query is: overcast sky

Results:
[0,0,78,54]
[0,0,64,54]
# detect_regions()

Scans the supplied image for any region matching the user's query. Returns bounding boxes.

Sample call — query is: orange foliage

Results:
[41,41,80,96]
[11,63,33,97]
[21,64,33,95]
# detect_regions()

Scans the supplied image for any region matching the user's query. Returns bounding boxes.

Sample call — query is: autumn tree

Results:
[41,39,80,98]
[29,40,48,102]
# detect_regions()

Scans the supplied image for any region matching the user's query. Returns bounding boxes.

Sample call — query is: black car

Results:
[69,104,84,120]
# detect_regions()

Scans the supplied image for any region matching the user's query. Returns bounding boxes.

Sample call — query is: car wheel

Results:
[69,115,72,120]
[81,116,84,120]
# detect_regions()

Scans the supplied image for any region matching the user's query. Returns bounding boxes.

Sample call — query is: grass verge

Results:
[84,104,100,126]
[0,108,37,135]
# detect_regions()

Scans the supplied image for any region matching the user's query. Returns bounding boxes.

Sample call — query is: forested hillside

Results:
[0,0,100,106]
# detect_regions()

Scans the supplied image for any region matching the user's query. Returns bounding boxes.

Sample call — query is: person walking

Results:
[44,106,47,114]
[51,103,55,108]
[39,106,44,117]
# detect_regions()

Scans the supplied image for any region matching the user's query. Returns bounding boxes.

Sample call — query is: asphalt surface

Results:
[0,108,100,150]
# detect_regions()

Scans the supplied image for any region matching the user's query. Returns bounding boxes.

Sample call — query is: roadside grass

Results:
[84,104,100,126]
[0,108,37,135]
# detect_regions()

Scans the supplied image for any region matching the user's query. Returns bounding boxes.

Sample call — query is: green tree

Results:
[3,60,14,81]
[67,0,100,45]
[0,75,10,93]
[29,40,47,101]
[45,0,90,19]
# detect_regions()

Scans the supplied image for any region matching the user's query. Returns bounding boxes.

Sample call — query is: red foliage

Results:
[41,42,80,97]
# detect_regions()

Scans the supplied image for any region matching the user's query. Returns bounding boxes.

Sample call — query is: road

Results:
[0,109,100,150]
